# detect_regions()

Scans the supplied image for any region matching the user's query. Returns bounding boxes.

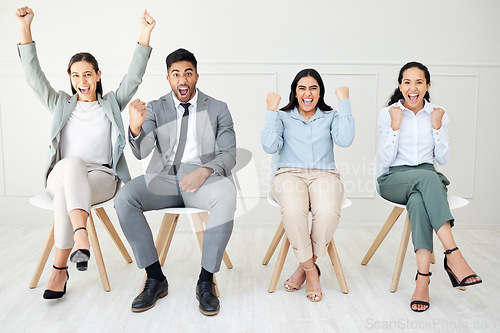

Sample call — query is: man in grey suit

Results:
[114,48,236,316]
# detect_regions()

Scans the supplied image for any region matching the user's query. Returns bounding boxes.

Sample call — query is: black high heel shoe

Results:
[70,227,91,271]
[43,265,69,299]
[410,270,432,312]
[444,247,482,288]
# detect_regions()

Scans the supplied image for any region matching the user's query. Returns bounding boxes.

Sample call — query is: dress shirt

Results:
[170,90,201,165]
[375,99,449,178]
[261,98,354,170]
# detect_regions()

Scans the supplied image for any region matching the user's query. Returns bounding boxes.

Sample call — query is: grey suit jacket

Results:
[129,90,236,177]
[18,42,152,185]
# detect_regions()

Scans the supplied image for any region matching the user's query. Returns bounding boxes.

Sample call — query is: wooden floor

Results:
[0,217,498,333]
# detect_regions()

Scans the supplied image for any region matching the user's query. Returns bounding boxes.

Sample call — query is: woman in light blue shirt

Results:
[376,61,482,312]
[261,68,354,302]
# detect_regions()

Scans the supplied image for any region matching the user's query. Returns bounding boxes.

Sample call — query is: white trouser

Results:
[46,157,117,249]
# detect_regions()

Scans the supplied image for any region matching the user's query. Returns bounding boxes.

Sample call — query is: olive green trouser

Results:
[377,163,454,252]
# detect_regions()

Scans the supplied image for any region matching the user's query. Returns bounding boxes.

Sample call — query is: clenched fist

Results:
[129,99,147,137]
[138,10,156,46]
[266,92,281,112]
[389,106,403,131]
[14,6,34,25]
[431,108,445,130]
[335,86,349,100]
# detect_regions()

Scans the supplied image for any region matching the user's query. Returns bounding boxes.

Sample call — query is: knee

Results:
[419,171,442,187]
[113,186,136,212]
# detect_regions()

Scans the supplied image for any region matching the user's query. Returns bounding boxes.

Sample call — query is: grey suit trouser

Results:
[114,163,236,273]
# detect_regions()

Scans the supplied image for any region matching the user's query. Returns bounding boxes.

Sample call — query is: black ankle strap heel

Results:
[410,270,432,312]
[443,247,482,288]
[43,266,69,300]
[70,227,91,271]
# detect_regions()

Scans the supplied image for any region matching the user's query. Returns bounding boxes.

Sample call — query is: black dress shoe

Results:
[70,227,91,271]
[43,265,69,300]
[196,281,220,316]
[131,278,168,312]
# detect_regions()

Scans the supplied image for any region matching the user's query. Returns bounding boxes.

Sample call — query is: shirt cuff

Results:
[264,110,278,127]
[337,98,352,117]
[432,127,443,143]
[386,129,399,145]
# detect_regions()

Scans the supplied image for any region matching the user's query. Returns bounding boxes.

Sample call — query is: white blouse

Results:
[375,99,450,179]
[60,101,112,165]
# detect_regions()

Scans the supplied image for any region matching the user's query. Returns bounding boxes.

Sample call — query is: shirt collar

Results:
[290,107,325,123]
[397,98,432,114]
[172,89,198,115]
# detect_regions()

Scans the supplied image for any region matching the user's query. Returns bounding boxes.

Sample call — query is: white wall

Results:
[1,0,499,226]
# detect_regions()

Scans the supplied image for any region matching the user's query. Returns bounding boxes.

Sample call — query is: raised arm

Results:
[261,92,284,154]
[15,6,34,44]
[16,6,62,112]
[330,87,355,147]
[114,10,155,110]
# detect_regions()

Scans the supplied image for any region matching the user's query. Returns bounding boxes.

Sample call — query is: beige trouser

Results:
[271,168,344,262]
[46,157,117,249]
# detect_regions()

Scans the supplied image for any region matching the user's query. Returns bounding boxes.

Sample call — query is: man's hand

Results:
[138,10,156,46]
[129,99,147,137]
[389,106,403,131]
[266,92,281,112]
[179,167,213,193]
[431,107,445,130]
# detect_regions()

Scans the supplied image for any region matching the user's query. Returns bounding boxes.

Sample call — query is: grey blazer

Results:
[130,90,236,177]
[18,42,152,185]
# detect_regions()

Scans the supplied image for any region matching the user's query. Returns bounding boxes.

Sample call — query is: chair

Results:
[141,148,252,296]
[361,192,469,292]
[261,154,350,293]
[29,191,133,292]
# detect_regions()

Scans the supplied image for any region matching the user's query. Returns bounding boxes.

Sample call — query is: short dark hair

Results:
[281,68,332,112]
[387,61,431,106]
[67,52,102,97]
[166,48,197,72]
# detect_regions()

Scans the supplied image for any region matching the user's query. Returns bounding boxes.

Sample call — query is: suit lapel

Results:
[161,92,178,146]
[196,91,209,147]
[52,94,77,140]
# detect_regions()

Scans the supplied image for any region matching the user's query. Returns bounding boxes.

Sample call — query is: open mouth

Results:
[303,98,313,106]
[78,87,91,95]
[408,93,419,102]
[179,86,189,98]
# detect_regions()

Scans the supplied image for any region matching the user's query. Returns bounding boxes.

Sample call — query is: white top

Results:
[169,90,201,165]
[375,99,450,180]
[60,101,112,165]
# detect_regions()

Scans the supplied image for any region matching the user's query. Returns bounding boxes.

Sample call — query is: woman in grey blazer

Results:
[15,6,155,299]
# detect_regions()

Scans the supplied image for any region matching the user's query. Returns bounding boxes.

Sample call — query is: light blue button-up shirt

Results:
[261,99,355,170]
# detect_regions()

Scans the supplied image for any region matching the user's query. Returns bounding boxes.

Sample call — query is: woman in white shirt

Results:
[261,69,354,302]
[15,6,155,299]
[376,61,482,312]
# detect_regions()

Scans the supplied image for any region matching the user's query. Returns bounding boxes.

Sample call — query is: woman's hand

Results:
[335,86,349,100]
[431,107,445,130]
[266,92,281,112]
[138,10,156,47]
[14,6,34,44]
[389,106,403,131]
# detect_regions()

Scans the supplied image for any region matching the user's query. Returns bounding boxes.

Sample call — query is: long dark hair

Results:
[281,68,332,111]
[387,61,431,106]
[66,52,103,97]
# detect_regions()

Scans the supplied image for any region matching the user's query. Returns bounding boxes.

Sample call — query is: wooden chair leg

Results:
[262,221,285,265]
[191,213,220,297]
[327,238,349,294]
[390,213,411,293]
[87,212,111,292]
[30,220,55,289]
[362,206,405,265]
[158,214,179,266]
[268,234,290,293]
[198,211,233,269]
[94,207,132,263]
